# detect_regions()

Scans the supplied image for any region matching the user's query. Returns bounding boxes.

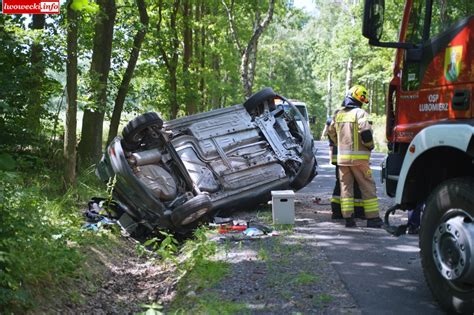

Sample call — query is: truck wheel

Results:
[243,87,277,113]
[171,194,212,226]
[122,112,163,151]
[420,177,474,314]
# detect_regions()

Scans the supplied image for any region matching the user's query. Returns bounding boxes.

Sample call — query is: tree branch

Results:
[221,0,243,54]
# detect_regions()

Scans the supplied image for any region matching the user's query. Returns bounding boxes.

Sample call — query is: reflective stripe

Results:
[363,198,379,213]
[364,208,379,213]
[338,154,370,160]
[332,197,364,207]
[336,112,356,123]
[354,120,359,151]
[339,150,371,155]
[341,197,354,212]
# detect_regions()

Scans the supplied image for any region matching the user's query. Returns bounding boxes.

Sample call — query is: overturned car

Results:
[96,88,317,234]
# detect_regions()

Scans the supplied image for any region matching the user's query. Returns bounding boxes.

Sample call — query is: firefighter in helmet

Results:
[327,85,383,228]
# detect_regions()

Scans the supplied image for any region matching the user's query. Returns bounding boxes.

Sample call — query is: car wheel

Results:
[243,87,277,113]
[171,194,213,226]
[122,112,163,151]
[290,157,316,191]
[420,177,474,314]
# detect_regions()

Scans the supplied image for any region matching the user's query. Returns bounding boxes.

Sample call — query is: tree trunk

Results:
[170,73,178,118]
[345,57,353,91]
[157,0,180,119]
[29,14,46,134]
[183,0,196,115]
[64,1,78,188]
[198,0,206,111]
[78,0,116,165]
[210,54,221,109]
[247,38,258,95]
[327,72,332,116]
[374,81,379,115]
[222,0,275,97]
[107,0,148,144]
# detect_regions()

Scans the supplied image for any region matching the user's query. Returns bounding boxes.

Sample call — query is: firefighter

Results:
[328,112,366,220]
[327,85,383,228]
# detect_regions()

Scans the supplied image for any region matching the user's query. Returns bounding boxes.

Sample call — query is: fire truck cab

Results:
[363,0,474,313]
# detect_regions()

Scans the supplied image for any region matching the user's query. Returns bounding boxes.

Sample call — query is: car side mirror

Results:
[362,0,385,42]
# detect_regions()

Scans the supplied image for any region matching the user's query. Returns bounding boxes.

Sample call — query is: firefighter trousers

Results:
[338,163,379,219]
[331,165,365,219]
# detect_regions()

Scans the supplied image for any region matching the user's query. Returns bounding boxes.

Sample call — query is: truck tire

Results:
[122,112,163,151]
[420,177,474,314]
[243,87,277,113]
[171,194,212,227]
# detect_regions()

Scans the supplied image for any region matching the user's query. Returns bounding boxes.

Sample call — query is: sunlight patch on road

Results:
[385,244,420,253]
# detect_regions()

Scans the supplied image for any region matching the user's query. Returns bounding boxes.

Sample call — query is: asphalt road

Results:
[299,141,443,314]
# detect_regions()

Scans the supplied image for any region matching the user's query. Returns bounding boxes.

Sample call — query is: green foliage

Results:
[178,293,247,315]
[141,231,180,266]
[138,302,164,315]
[0,165,107,312]
[370,114,388,153]
[180,227,217,272]
[0,153,16,171]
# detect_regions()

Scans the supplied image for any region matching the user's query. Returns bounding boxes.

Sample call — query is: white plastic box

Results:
[271,190,295,225]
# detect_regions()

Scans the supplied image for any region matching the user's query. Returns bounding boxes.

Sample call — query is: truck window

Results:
[429,0,474,39]
[405,0,426,43]
[402,0,426,91]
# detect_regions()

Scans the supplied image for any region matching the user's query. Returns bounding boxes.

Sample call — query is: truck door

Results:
[396,1,474,143]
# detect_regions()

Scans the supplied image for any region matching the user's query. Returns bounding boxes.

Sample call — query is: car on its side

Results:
[96,87,317,235]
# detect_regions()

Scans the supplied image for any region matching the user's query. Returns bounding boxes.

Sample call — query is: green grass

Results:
[292,272,320,286]
[315,293,333,307]
[257,247,269,261]
[169,228,235,313]
[255,207,272,225]
[0,165,111,313]
[172,293,248,315]
[183,260,230,290]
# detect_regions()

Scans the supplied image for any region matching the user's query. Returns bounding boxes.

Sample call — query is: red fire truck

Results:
[363,0,474,313]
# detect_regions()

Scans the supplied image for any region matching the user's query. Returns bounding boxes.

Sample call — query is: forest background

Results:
[0,0,403,312]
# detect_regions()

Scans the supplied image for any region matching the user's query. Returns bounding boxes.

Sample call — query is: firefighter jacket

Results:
[327,104,374,166]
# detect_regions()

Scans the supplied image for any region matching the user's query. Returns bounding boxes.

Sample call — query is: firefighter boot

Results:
[367,217,383,228]
[345,215,356,228]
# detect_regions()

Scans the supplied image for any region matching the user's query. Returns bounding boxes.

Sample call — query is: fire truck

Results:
[363,0,474,313]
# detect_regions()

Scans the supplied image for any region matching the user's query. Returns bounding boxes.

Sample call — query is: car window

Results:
[295,105,309,121]
[278,104,307,120]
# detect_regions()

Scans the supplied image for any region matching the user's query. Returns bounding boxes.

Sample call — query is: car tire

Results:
[419,177,474,314]
[122,112,163,151]
[171,194,213,227]
[290,157,316,191]
[243,87,277,113]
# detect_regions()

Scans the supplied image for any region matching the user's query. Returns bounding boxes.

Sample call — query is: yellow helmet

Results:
[347,85,369,104]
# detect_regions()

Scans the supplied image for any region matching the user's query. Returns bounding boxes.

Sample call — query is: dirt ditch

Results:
[55,191,367,314]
